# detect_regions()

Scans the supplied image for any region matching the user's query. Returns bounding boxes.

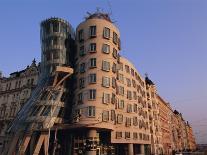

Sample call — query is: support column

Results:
[86,129,97,155]
[128,143,134,155]
[140,144,145,155]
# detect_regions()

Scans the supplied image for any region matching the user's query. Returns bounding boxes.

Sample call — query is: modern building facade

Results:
[0,11,197,155]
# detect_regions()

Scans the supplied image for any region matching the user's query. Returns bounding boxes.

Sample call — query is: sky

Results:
[0,0,207,144]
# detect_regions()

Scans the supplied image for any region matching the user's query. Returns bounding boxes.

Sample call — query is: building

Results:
[0,60,39,152]
[185,122,196,151]
[0,11,197,155]
[157,95,173,155]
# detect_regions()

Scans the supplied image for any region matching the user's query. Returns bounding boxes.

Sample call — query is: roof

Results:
[85,11,112,23]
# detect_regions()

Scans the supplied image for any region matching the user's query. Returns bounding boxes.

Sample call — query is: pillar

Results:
[140,144,145,155]
[86,129,98,155]
[128,143,134,155]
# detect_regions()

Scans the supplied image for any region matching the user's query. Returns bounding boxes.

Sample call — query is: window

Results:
[112,77,116,88]
[90,58,96,68]
[133,91,137,100]
[103,27,110,39]
[134,104,138,113]
[118,73,124,83]
[103,93,110,104]
[88,106,95,117]
[80,63,85,73]
[53,37,58,46]
[125,65,130,73]
[79,46,85,56]
[118,86,124,96]
[111,93,116,104]
[133,117,138,126]
[102,77,110,88]
[127,104,132,113]
[89,26,96,37]
[112,48,118,59]
[88,89,96,100]
[112,63,116,73]
[126,78,131,87]
[111,110,115,121]
[78,29,84,42]
[118,63,123,71]
[88,74,96,84]
[117,114,123,124]
[102,111,109,122]
[132,79,136,88]
[131,68,134,76]
[53,51,59,59]
[113,32,118,44]
[79,78,85,88]
[52,22,59,32]
[78,93,83,103]
[89,43,96,52]
[118,100,124,109]
[102,61,110,71]
[102,44,110,54]
[127,90,132,100]
[125,132,130,139]
[133,132,138,139]
[126,117,131,127]
[116,132,122,139]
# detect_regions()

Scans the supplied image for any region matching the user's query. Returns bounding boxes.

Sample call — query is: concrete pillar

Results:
[128,143,134,155]
[140,144,145,155]
[86,129,97,155]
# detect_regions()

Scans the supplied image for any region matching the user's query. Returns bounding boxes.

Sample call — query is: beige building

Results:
[0,12,197,155]
[0,60,39,152]
[185,122,196,151]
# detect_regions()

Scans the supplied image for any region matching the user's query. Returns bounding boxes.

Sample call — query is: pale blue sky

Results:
[0,0,206,144]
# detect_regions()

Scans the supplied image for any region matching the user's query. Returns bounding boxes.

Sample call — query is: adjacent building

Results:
[0,11,197,155]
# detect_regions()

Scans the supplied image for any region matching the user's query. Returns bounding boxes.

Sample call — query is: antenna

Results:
[107,0,113,16]
[145,73,148,78]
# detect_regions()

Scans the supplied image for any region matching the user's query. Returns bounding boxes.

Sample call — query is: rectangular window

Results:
[133,117,138,126]
[102,44,110,54]
[102,61,110,71]
[52,22,59,32]
[111,93,116,104]
[112,48,118,59]
[125,65,130,73]
[88,106,95,117]
[102,110,109,122]
[113,32,118,44]
[88,74,96,84]
[88,89,96,100]
[111,110,115,121]
[133,132,138,139]
[102,77,110,88]
[103,93,110,104]
[89,43,96,52]
[126,78,131,87]
[134,104,138,113]
[131,68,134,76]
[79,46,85,56]
[90,58,96,68]
[79,78,85,89]
[127,104,132,113]
[78,93,83,104]
[89,26,96,37]
[126,117,131,127]
[118,73,124,83]
[103,27,110,39]
[78,29,84,42]
[127,90,132,100]
[80,63,85,73]
[132,79,136,88]
[118,63,123,71]
[133,91,137,100]
[118,86,124,96]
[112,77,116,88]
[118,100,124,109]
[117,114,123,124]
[125,132,130,139]
[112,63,116,73]
[116,132,122,139]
